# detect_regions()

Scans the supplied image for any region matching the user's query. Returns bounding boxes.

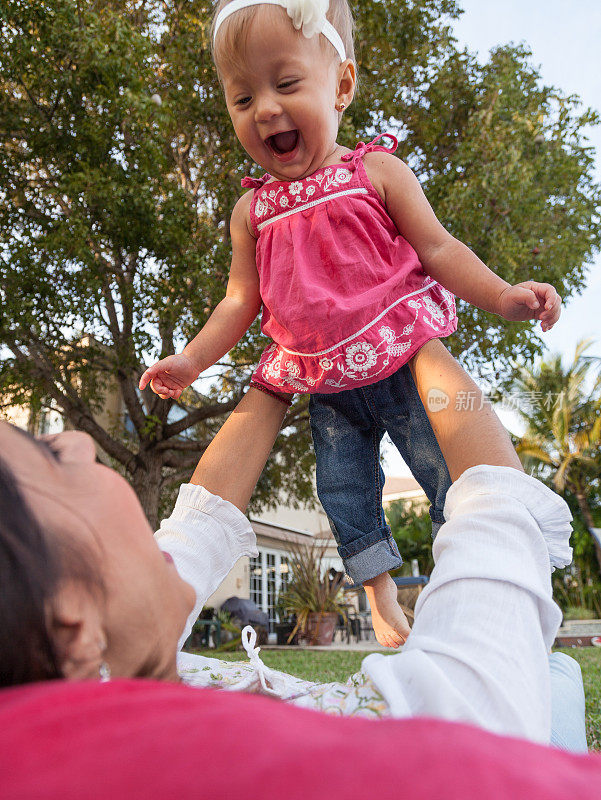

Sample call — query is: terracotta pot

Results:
[301,612,338,646]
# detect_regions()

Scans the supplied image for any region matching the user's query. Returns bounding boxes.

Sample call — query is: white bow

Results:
[285,0,329,39]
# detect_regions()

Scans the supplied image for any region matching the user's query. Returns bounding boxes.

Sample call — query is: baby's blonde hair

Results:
[211,0,356,81]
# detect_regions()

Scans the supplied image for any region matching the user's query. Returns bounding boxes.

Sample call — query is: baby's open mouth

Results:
[266,130,299,155]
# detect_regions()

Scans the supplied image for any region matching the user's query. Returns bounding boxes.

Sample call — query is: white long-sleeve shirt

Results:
[154,466,572,744]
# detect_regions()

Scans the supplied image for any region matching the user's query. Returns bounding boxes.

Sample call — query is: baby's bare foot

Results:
[363,573,411,649]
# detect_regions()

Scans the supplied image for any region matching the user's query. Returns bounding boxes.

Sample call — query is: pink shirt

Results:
[242,134,457,394]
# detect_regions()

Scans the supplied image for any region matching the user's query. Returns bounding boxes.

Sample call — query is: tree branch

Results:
[162,396,240,439]
[155,438,211,452]
[3,332,141,471]
[161,451,208,470]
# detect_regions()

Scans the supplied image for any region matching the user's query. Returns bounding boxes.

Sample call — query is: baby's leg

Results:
[376,364,452,537]
[408,340,523,481]
[308,392,410,648]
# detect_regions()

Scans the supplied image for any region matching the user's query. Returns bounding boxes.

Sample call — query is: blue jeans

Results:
[309,364,451,585]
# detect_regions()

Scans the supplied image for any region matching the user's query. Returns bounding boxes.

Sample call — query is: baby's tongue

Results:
[271,130,298,153]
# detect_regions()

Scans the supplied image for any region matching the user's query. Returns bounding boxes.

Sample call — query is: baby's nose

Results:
[254,92,282,122]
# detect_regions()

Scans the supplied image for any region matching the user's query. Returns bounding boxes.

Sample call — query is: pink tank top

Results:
[242,134,457,394]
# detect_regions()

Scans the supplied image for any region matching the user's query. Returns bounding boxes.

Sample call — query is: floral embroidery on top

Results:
[241,133,458,395]
[345,342,378,373]
[253,167,354,220]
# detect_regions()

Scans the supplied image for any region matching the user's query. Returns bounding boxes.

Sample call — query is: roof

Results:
[250,518,332,547]
[383,475,425,498]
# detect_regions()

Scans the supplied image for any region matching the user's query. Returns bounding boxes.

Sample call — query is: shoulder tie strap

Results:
[239,625,278,695]
[241,173,271,190]
[340,133,398,169]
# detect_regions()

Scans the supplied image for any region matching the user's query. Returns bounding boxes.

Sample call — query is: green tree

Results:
[511,339,601,570]
[1,0,600,524]
[386,501,435,576]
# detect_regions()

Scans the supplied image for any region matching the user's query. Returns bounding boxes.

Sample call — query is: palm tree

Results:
[511,339,601,568]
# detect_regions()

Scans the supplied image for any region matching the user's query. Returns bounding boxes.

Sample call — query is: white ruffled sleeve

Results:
[443,465,573,571]
[363,465,573,744]
[155,484,258,650]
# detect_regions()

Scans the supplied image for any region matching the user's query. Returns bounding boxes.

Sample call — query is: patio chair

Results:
[335,605,362,644]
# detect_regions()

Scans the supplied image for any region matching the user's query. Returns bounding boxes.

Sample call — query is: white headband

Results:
[213,0,347,63]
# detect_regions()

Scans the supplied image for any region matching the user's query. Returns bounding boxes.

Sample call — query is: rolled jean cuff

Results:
[341,528,403,585]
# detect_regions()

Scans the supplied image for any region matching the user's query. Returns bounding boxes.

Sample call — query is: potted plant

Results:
[274,597,298,645]
[277,541,347,646]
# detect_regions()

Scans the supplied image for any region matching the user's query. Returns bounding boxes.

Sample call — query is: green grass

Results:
[197,646,601,750]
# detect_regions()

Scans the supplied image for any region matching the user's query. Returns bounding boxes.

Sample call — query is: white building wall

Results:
[205,556,250,610]
[254,503,330,536]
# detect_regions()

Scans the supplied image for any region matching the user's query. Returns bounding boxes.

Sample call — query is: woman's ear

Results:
[336,59,356,111]
[50,581,107,681]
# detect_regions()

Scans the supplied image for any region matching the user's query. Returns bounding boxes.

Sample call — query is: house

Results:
[207,474,426,630]
[211,519,340,633]
[2,404,63,436]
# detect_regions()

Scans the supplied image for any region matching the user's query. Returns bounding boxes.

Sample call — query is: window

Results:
[249,555,262,610]
[249,549,292,632]
[280,556,290,591]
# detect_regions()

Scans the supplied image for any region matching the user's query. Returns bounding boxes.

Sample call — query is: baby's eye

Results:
[278,80,298,90]
[235,96,251,106]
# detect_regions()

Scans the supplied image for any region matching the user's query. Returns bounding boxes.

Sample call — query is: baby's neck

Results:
[263,142,354,184]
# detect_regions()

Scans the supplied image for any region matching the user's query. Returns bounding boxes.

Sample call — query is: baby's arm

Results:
[139,192,261,398]
[366,153,561,331]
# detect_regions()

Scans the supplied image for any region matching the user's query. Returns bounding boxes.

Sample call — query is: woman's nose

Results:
[41,431,97,464]
[254,91,282,123]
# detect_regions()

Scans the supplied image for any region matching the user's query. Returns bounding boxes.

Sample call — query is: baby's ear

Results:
[337,58,356,107]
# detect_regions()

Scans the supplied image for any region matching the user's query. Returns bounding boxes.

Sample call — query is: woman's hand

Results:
[138,353,201,400]
[497,281,562,332]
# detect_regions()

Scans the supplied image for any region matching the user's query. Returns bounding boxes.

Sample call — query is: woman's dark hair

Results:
[0,454,63,686]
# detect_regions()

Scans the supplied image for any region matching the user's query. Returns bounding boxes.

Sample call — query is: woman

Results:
[0,341,585,748]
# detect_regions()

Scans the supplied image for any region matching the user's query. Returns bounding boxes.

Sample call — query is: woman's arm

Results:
[366,153,561,331]
[408,339,523,480]
[189,387,288,512]
[362,340,571,742]
[155,388,288,647]
[139,192,261,398]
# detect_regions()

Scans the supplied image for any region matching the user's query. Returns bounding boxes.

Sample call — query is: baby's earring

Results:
[336,101,346,112]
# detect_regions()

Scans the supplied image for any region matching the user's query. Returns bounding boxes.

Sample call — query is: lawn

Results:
[197,646,601,750]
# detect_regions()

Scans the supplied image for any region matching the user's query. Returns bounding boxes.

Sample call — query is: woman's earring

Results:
[99,661,111,683]
[336,102,345,112]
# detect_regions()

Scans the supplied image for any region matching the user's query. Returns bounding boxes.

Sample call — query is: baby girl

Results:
[140,0,561,647]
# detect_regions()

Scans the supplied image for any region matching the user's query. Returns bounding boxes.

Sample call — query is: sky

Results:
[383,0,601,474]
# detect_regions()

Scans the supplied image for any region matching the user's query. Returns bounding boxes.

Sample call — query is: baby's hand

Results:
[498,281,562,332]
[138,353,201,400]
